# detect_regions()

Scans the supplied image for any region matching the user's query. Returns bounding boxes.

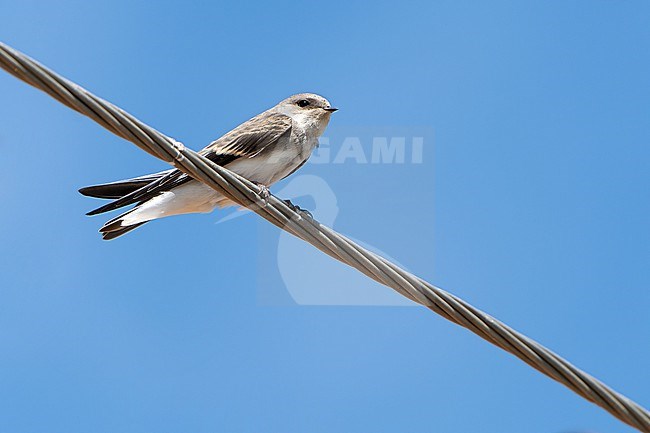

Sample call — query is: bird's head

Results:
[275,93,338,135]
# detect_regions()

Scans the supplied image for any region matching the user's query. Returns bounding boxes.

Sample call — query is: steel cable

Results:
[1,42,648,432]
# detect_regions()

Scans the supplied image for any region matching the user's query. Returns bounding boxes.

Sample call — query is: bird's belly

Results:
[155,181,225,214]
[138,148,307,221]
[121,181,225,226]
[225,148,305,186]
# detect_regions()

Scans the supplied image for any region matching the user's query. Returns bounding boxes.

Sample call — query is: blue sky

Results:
[1,1,649,432]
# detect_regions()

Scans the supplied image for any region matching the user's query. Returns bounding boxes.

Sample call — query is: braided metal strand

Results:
[1,42,648,432]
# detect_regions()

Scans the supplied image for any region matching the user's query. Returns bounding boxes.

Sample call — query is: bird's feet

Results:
[283,199,313,219]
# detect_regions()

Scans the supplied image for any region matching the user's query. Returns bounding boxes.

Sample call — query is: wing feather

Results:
[85,111,292,216]
[202,111,292,158]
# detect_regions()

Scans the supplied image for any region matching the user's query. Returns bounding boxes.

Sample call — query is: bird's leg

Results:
[283,199,313,219]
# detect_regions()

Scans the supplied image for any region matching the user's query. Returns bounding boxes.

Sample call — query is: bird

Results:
[79,93,337,240]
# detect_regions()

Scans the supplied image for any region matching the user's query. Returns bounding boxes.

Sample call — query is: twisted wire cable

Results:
[1,42,648,432]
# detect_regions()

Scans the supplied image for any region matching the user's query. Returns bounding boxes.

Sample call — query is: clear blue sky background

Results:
[1,1,649,432]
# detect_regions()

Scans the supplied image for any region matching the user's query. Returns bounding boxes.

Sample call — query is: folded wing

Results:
[80,112,293,217]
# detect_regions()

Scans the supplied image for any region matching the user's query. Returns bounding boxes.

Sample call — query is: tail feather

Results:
[79,182,146,199]
[83,175,170,240]
[81,169,203,240]
[101,222,147,240]
[79,169,173,200]
[99,208,149,241]
[83,170,190,217]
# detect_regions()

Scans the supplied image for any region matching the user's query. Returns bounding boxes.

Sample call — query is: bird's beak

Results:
[324,107,338,112]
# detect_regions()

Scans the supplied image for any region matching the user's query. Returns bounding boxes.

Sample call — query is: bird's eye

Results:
[297,99,310,107]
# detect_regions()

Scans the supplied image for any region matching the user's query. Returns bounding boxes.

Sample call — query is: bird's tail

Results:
[98,207,149,240]
[101,221,147,240]
[80,170,172,240]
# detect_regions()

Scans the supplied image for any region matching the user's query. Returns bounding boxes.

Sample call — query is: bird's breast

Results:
[223,126,318,186]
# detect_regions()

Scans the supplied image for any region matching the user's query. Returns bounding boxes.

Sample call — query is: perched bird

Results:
[79,93,337,240]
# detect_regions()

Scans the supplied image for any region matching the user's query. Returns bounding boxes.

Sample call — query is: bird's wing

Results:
[280,158,308,181]
[85,112,293,216]
[202,111,293,159]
